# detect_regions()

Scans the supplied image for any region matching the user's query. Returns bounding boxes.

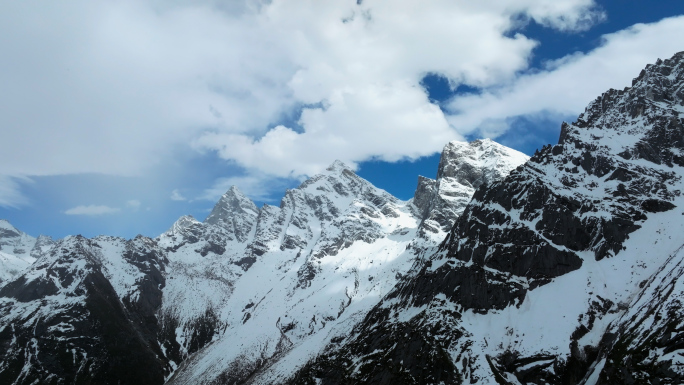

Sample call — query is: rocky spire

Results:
[204,186,258,243]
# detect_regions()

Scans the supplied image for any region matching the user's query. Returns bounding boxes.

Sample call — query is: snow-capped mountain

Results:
[3,50,682,385]
[289,52,684,384]
[0,219,53,287]
[0,139,526,384]
[163,144,526,384]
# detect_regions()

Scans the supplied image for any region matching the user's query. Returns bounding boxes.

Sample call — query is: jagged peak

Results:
[557,51,684,160]
[437,139,529,183]
[574,51,684,128]
[160,214,201,239]
[0,219,22,238]
[223,185,247,198]
[297,160,361,191]
[443,137,519,154]
[0,219,18,231]
[173,215,200,228]
[219,186,255,207]
[325,159,353,173]
[204,186,258,226]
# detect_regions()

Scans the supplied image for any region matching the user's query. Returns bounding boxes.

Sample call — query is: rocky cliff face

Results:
[413,139,528,243]
[204,186,259,243]
[0,235,170,384]
[288,52,684,385]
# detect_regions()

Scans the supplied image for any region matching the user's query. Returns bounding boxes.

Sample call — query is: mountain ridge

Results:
[0,136,528,384]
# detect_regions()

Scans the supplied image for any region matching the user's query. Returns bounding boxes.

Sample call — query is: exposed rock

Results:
[204,186,259,243]
[0,236,170,384]
[413,139,529,243]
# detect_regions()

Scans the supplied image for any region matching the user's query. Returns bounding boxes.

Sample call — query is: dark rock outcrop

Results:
[0,236,171,385]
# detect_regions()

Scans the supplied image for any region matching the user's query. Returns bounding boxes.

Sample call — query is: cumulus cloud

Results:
[7,0,679,203]
[64,205,121,216]
[446,16,684,137]
[0,0,602,185]
[0,0,296,177]
[193,83,455,178]
[192,0,604,178]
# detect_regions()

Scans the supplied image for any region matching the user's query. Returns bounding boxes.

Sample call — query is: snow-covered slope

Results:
[0,219,53,287]
[290,52,684,384]
[581,243,684,384]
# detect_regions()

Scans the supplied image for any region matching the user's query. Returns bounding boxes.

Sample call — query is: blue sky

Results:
[1,0,683,239]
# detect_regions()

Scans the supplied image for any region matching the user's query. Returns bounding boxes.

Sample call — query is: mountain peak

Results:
[204,186,258,226]
[325,159,352,173]
[412,139,528,239]
[0,219,17,231]
[470,137,494,146]
[559,51,684,164]
[172,215,200,231]
[437,139,529,188]
[0,219,21,238]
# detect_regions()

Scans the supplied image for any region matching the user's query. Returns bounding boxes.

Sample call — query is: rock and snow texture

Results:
[0,219,53,287]
[0,235,170,384]
[0,140,525,384]
[412,139,528,243]
[7,46,684,385]
[164,152,523,384]
[290,52,684,384]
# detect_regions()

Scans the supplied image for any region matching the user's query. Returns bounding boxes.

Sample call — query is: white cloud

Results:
[0,0,602,185]
[9,1,679,204]
[0,176,31,208]
[445,16,684,138]
[170,189,187,201]
[190,0,604,178]
[64,205,121,216]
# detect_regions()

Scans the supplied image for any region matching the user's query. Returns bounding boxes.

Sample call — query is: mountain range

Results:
[1,51,683,384]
